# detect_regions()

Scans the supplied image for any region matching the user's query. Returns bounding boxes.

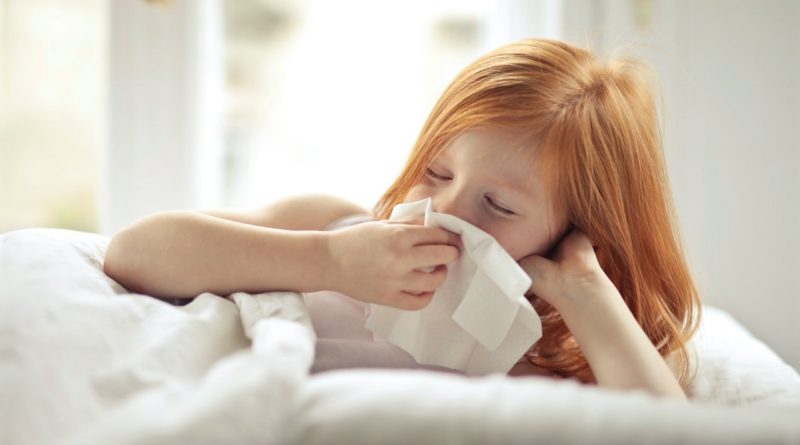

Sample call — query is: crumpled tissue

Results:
[365,197,542,376]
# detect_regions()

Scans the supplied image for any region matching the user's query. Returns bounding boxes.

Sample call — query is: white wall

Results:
[678,0,800,370]
[562,0,800,369]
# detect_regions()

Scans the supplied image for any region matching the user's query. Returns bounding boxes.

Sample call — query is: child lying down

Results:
[104,38,699,400]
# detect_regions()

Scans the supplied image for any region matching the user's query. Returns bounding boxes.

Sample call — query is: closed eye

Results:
[425,168,452,181]
[485,196,516,215]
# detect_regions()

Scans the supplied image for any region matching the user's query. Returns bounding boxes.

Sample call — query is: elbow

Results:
[103,229,146,294]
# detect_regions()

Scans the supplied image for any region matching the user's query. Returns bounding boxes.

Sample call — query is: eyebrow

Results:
[481,151,540,200]
[490,175,539,202]
[434,146,540,202]
[435,148,453,162]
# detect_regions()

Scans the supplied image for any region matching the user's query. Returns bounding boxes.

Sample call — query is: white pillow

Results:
[686,305,800,405]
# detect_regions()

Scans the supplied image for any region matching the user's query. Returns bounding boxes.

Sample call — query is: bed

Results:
[2,227,798,445]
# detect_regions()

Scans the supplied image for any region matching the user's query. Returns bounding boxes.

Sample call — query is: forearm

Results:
[104,211,330,298]
[558,286,686,399]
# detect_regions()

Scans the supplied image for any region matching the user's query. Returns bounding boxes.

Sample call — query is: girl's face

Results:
[404,129,568,261]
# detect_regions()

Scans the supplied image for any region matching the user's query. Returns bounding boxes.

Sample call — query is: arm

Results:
[103,194,460,307]
[103,195,366,298]
[520,231,686,399]
[558,283,687,399]
[198,194,371,231]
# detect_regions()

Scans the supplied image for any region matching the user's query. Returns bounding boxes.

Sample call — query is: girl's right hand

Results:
[324,220,461,310]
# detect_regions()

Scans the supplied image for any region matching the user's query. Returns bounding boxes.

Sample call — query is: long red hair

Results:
[374,39,701,388]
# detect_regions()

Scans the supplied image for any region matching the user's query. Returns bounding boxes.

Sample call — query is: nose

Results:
[431,188,474,223]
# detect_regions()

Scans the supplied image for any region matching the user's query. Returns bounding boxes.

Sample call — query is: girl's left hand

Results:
[518,230,687,399]
[517,229,621,315]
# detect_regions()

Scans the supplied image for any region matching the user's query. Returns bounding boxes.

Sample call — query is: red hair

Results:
[374,39,701,388]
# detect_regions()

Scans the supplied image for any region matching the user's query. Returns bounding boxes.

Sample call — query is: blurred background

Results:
[1,0,798,369]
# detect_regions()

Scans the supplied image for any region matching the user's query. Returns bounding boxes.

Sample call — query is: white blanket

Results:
[1,228,798,445]
[1,229,315,445]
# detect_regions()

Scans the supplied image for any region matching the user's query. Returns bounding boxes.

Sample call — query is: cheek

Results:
[494,224,552,261]
[498,236,530,261]
[404,184,431,203]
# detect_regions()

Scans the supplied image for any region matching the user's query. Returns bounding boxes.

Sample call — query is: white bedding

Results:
[1,228,798,445]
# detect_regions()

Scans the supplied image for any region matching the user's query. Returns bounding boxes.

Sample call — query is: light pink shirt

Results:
[307,215,458,375]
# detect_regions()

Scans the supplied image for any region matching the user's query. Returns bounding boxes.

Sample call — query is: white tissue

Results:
[364,197,543,376]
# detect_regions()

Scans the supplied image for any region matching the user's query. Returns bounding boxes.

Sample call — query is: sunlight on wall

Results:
[0,0,105,233]
[222,0,488,210]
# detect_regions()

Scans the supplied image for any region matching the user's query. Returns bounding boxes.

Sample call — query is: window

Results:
[221,0,487,210]
[0,0,106,233]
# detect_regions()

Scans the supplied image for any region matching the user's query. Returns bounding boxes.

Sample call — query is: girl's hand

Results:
[324,220,461,310]
[518,229,621,316]
[519,230,687,399]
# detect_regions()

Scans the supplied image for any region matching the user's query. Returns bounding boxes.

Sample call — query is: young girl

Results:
[104,38,700,399]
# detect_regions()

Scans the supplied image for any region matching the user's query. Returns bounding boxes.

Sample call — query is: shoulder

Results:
[200,194,371,230]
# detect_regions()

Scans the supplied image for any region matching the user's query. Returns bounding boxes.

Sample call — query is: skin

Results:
[404,128,569,261]
[104,129,686,399]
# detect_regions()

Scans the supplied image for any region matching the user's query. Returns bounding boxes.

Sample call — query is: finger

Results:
[551,229,596,262]
[385,216,425,226]
[567,231,603,269]
[410,244,460,268]
[394,291,434,310]
[408,226,462,248]
[406,266,448,293]
[383,221,462,248]
[517,254,558,296]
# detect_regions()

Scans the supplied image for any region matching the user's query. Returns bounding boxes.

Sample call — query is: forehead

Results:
[438,128,544,191]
